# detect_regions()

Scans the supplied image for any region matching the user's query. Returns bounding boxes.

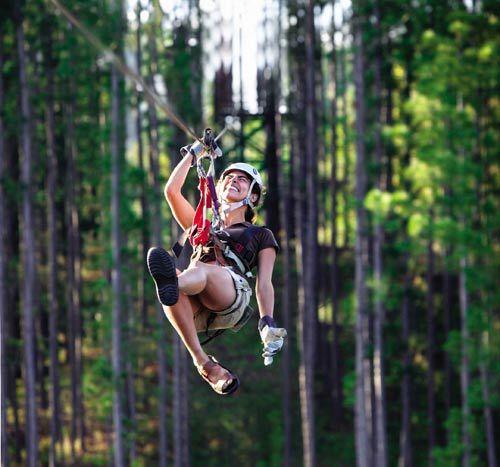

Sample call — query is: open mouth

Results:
[229,186,239,193]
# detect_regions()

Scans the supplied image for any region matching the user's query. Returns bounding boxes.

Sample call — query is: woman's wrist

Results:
[258,315,276,331]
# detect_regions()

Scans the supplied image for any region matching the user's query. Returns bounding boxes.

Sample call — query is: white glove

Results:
[258,316,287,366]
[180,140,222,165]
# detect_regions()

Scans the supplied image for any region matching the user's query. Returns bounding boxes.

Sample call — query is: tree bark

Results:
[479,340,497,467]
[457,94,471,467]
[264,81,280,236]
[443,247,452,442]
[278,124,293,467]
[272,1,292,463]
[399,252,412,467]
[136,1,150,332]
[339,27,350,249]
[15,3,39,464]
[353,3,372,466]
[4,134,22,464]
[43,18,64,466]
[64,23,85,459]
[459,254,471,467]
[110,1,125,464]
[329,3,344,424]
[124,275,137,463]
[297,2,318,466]
[399,18,414,467]
[0,30,9,467]
[146,8,169,464]
[372,1,388,461]
[426,221,436,465]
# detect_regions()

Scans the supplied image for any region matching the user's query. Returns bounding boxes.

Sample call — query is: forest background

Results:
[0,0,498,466]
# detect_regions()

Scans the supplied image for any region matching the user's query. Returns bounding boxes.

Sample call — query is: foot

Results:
[147,247,179,306]
[196,356,240,395]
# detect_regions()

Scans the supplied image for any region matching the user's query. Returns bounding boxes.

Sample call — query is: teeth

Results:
[229,187,239,192]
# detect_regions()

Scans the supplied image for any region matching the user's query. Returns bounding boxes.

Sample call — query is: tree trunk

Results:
[399,252,412,467]
[298,3,318,466]
[372,1,388,461]
[124,275,137,464]
[264,82,280,236]
[278,123,293,467]
[479,339,497,467]
[459,254,471,467]
[426,222,436,464]
[110,1,125,464]
[472,82,497,467]
[64,23,84,458]
[457,93,471,467]
[146,10,169,464]
[273,1,292,462]
[339,28,350,249]
[0,30,9,467]
[180,340,190,467]
[353,3,372,466]
[329,4,344,424]
[399,18,414,467]
[443,247,452,442]
[15,3,39,464]
[43,18,64,466]
[4,134,21,464]
[136,1,150,332]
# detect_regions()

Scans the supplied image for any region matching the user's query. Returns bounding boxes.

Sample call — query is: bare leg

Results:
[162,293,209,366]
[177,262,236,311]
[159,263,238,390]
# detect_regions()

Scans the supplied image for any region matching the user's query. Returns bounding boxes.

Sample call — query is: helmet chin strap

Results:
[220,179,257,220]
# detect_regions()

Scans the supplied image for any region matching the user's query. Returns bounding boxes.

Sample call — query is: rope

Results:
[48,0,200,142]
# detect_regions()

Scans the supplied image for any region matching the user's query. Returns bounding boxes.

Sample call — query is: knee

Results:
[189,260,206,270]
[186,262,208,280]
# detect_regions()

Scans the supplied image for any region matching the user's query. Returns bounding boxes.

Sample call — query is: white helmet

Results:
[219,163,264,214]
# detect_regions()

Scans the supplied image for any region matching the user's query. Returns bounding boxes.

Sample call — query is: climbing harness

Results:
[184,134,264,280]
[187,128,224,245]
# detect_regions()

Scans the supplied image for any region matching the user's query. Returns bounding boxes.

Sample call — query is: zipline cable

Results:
[48,0,200,142]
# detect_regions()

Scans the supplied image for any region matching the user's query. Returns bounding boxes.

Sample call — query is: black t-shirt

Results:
[196,222,279,272]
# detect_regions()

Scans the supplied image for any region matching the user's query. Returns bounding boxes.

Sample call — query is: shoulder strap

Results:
[231,225,261,265]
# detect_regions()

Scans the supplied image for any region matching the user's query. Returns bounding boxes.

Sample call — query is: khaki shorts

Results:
[194,266,253,332]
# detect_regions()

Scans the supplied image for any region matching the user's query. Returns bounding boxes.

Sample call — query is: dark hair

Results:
[244,184,261,223]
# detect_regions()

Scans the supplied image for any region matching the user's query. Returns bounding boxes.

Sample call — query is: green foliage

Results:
[2,0,498,465]
[433,408,463,466]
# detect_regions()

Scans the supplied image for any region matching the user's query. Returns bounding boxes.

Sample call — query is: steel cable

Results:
[48,0,200,142]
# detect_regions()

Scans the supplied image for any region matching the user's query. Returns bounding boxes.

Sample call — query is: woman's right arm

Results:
[164,152,196,230]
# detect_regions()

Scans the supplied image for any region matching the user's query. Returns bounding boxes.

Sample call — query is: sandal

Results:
[147,247,179,306]
[196,355,240,395]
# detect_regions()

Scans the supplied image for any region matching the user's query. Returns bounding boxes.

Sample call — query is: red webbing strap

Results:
[189,176,212,247]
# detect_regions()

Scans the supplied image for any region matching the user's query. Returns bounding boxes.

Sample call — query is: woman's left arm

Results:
[256,247,287,366]
[255,247,277,318]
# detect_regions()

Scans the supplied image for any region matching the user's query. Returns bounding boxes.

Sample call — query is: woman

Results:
[147,144,286,396]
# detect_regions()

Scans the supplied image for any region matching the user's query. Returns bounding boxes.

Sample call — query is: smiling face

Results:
[219,170,252,203]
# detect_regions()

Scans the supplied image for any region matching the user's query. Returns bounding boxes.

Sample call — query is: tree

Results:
[329,0,344,426]
[371,1,388,464]
[42,13,64,466]
[0,28,9,467]
[15,2,39,464]
[145,4,169,464]
[296,2,319,466]
[63,21,85,460]
[352,2,372,465]
[110,0,126,464]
